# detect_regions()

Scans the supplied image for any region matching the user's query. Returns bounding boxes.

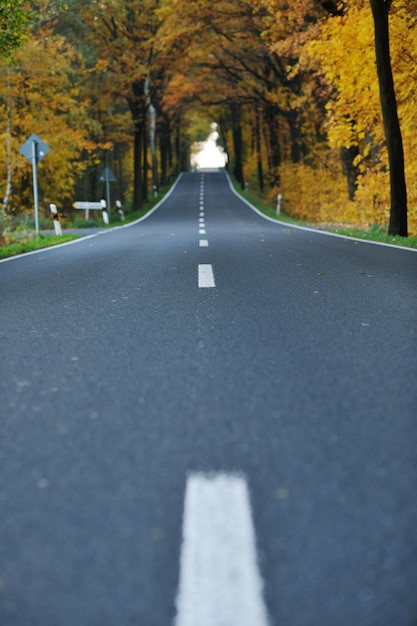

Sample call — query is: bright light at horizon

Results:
[191,125,227,170]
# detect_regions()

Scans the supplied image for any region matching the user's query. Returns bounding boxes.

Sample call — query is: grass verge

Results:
[0,180,176,260]
[231,177,417,250]
[0,234,81,260]
[72,181,174,229]
[330,224,417,249]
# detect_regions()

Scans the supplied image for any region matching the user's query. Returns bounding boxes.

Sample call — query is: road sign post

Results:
[100,167,116,220]
[73,200,108,223]
[19,134,50,235]
[31,141,40,234]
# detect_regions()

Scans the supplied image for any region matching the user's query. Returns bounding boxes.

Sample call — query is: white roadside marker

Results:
[199,239,209,247]
[198,264,215,287]
[174,472,269,626]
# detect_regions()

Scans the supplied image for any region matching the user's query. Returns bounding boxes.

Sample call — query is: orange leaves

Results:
[0,25,102,213]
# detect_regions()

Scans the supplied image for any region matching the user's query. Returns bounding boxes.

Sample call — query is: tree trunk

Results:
[254,108,264,193]
[2,68,13,216]
[132,122,143,210]
[145,78,159,194]
[129,80,146,210]
[286,109,302,164]
[159,124,167,186]
[231,104,244,189]
[143,122,149,204]
[264,102,281,187]
[340,145,360,201]
[370,0,407,236]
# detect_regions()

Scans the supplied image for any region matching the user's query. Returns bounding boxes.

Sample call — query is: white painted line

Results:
[0,173,186,264]
[199,239,209,247]
[198,264,215,287]
[199,229,206,235]
[199,218,205,223]
[224,172,417,253]
[174,472,269,626]
[200,211,204,216]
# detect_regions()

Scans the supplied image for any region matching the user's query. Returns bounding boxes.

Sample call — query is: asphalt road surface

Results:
[1,172,417,625]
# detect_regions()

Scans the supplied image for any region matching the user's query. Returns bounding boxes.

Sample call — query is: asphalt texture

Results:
[1,171,417,625]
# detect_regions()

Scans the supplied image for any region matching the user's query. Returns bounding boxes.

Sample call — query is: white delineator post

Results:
[116,200,125,221]
[276,193,282,216]
[49,204,62,236]
[100,199,109,224]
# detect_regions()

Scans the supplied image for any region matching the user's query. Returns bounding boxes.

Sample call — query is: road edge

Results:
[225,172,417,253]
[0,174,184,264]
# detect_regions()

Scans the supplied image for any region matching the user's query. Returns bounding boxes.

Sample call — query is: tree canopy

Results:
[0,0,28,58]
[0,0,415,235]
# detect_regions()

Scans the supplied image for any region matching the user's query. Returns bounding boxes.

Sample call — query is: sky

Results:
[191,125,227,170]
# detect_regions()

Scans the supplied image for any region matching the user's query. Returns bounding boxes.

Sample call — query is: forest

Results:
[0,0,416,236]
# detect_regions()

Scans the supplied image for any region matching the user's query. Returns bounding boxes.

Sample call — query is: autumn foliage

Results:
[0,0,416,235]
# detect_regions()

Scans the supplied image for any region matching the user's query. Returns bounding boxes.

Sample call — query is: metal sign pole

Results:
[31,140,40,235]
[105,176,111,221]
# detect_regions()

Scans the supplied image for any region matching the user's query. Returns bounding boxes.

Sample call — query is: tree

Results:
[76,0,167,209]
[0,0,28,58]
[370,0,407,236]
[0,26,100,216]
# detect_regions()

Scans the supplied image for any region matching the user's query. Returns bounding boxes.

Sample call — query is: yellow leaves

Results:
[0,27,103,214]
[91,58,109,74]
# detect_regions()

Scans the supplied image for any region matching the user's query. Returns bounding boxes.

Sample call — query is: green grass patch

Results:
[230,177,417,249]
[230,178,310,226]
[0,234,81,259]
[331,224,417,249]
[0,181,175,259]
[72,182,175,229]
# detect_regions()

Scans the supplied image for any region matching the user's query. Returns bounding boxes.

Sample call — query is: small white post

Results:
[276,193,282,215]
[49,203,62,236]
[116,200,125,221]
[100,198,109,224]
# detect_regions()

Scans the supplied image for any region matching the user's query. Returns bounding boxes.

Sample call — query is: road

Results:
[1,171,417,625]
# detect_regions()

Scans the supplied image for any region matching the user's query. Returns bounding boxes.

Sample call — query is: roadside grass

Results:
[72,182,174,229]
[231,177,417,250]
[0,234,81,260]
[0,181,175,260]
[330,224,417,249]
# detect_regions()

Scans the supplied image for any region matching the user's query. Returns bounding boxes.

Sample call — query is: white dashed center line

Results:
[197,176,212,283]
[174,472,269,626]
[198,264,215,287]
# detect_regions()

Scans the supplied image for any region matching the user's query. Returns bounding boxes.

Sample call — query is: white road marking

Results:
[199,229,206,235]
[199,218,205,223]
[199,239,209,247]
[174,472,269,626]
[198,264,215,287]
